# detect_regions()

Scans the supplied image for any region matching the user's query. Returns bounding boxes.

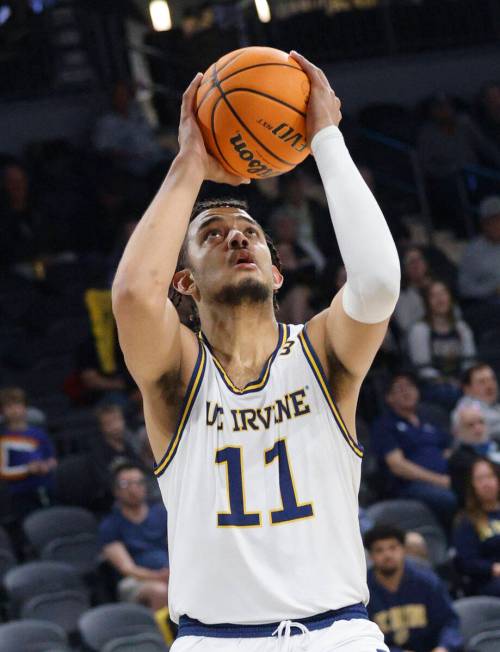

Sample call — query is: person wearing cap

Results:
[458,195,500,302]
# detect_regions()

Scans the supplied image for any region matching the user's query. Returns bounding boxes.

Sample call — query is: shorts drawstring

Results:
[272,620,310,652]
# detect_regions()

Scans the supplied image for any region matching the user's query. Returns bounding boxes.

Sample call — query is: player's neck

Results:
[199,303,279,367]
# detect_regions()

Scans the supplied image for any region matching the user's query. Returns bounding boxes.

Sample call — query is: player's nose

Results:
[228,229,249,249]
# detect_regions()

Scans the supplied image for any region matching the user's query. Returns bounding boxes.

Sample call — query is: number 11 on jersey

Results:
[215,438,314,527]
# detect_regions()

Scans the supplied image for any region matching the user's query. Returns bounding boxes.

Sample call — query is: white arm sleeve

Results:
[312,125,401,324]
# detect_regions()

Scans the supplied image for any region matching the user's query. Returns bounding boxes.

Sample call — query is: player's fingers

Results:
[289,51,322,82]
[180,72,203,120]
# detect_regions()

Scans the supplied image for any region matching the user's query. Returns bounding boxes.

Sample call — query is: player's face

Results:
[179,207,282,306]
[370,538,405,577]
[114,469,147,507]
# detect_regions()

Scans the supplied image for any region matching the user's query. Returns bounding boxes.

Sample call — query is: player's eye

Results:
[245,227,258,236]
[205,229,223,240]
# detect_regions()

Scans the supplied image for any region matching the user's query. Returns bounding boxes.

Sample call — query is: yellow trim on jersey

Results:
[200,324,287,395]
[153,344,207,477]
[298,329,364,459]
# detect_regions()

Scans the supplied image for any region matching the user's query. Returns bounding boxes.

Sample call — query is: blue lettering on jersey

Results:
[206,388,311,432]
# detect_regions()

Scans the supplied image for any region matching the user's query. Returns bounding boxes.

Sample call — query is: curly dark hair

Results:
[169,198,282,332]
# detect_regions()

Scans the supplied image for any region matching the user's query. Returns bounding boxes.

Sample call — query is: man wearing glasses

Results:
[98,461,169,610]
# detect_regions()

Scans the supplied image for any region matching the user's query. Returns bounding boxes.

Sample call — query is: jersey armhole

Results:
[298,324,364,459]
[153,340,207,478]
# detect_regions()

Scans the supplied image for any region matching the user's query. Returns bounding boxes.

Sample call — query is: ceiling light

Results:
[149,0,172,32]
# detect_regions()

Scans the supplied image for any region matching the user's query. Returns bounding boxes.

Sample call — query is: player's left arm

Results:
[291,52,401,435]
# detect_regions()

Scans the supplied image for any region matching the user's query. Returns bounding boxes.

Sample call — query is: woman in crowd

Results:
[453,458,500,596]
[394,246,433,334]
[407,280,476,407]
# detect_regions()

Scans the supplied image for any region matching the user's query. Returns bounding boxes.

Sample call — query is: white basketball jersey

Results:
[154,323,369,625]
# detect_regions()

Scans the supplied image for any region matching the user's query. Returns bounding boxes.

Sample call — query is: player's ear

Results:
[172,268,197,297]
[271,265,284,292]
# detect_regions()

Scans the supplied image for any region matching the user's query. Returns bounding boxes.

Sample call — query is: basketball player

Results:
[112,51,400,651]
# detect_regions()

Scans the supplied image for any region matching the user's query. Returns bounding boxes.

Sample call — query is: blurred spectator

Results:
[452,363,500,440]
[477,81,500,151]
[271,209,319,323]
[458,196,500,302]
[407,280,475,407]
[0,402,45,428]
[453,458,500,596]
[0,387,57,521]
[99,461,168,611]
[394,247,433,334]
[449,402,500,507]
[86,404,143,513]
[0,161,46,276]
[275,168,334,261]
[418,94,500,234]
[365,524,463,652]
[93,81,166,178]
[371,373,457,527]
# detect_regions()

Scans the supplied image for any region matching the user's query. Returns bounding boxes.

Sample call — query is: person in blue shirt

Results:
[99,461,169,611]
[453,457,500,596]
[0,386,57,521]
[365,524,463,652]
[371,372,457,528]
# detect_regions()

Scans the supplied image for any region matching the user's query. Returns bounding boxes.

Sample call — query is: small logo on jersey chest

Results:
[205,388,311,432]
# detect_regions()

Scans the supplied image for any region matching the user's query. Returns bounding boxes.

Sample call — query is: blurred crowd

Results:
[1,72,500,651]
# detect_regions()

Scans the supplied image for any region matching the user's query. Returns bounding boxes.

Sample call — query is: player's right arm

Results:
[112,73,247,461]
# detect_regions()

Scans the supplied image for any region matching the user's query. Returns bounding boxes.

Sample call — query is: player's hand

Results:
[289,51,342,146]
[178,72,250,186]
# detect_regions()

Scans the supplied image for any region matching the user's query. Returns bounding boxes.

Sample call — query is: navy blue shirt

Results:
[99,502,169,569]
[453,511,500,585]
[0,426,55,494]
[368,561,463,652]
[371,408,450,488]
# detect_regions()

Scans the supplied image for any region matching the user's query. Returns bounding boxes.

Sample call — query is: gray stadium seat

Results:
[469,628,500,652]
[79,604,160,652]
[41,531,100,575]
[0,619,70,652]
[453,596,500,645]
[413,523,449,568]
[366,499,441,531]
[23,506,98,553]
[3,560,85,616]
[21,588,90,634]
[102,632,168,652]
[0,549,16,584]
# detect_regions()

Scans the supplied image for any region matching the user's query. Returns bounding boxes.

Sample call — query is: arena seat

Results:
[0,549,16,585]
[21,588,90,635]
[468,628,500,652]
[0,619,70,652]
[453,596,500,646]
[41,531,100,575]
[23,506,98,555]
[3,560,85,617]
[365,498,441,531]
[102,632,168,652]
[79,604,161,652]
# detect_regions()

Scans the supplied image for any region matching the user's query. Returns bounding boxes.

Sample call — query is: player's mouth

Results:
[231,251,257,270]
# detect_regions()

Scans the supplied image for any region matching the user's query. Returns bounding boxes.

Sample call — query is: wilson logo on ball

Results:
[229,133,274,178]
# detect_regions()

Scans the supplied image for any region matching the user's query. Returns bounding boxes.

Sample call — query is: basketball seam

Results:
[218,63,307,113]
[224,87,306,119]
[210,94,245,177]
[212,67,296,168]
[196,50,249,116]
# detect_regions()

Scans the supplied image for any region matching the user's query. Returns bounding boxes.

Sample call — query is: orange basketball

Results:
[195,46,310,180]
